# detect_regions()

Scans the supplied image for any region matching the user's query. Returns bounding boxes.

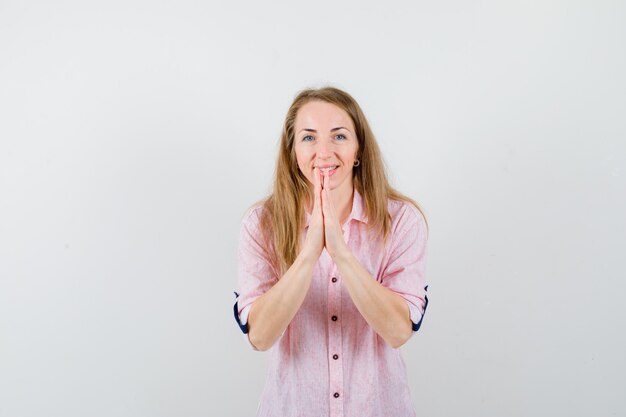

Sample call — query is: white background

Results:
[1,1,625,416]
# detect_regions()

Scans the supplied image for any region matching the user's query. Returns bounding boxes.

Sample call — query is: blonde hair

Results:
[259,86,429,274]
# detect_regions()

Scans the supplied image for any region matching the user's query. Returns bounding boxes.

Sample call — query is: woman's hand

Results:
[301,168,325,260]
[321,171,350,259]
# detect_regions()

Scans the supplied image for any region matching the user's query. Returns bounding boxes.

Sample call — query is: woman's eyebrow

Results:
[298,127,351,134]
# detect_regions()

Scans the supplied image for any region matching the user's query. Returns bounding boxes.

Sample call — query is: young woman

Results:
[233,87,429,417]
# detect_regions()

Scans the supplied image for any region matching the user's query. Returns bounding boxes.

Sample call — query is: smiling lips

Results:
[315,165,339,177]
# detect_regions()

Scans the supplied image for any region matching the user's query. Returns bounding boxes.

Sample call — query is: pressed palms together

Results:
[302,168,350,261]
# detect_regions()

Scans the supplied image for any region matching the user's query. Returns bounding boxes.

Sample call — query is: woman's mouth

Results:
[316,166,339,176]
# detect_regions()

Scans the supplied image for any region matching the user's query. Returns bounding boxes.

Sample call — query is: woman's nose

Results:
[316,140,331,158]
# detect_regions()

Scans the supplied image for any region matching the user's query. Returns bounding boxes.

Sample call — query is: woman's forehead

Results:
[295,100,354,131]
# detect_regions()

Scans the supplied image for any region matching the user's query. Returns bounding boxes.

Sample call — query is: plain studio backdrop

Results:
[1,1,625,416]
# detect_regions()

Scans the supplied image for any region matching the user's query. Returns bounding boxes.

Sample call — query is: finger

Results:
[312,168,322,211]
[323,169,329,191]
[321,171,331,218]
[325,172,342,222]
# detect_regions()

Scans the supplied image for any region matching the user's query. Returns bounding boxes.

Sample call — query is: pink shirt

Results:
[233,189,429,417]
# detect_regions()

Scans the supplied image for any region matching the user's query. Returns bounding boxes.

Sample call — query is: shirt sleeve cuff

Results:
[233,292,249,334]
[233,292,286,351]
[233,292,261,351]
[409,286,429,332]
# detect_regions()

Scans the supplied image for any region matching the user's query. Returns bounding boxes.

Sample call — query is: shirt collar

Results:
[304,188,368,228]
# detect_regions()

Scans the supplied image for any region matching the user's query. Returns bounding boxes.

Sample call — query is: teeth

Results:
[318,166,338,171]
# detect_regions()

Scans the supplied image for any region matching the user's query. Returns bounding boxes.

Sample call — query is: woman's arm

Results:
[246,251,317,351]
[320,172,417,349]
[247,168,326,351]
[333,251,413,348]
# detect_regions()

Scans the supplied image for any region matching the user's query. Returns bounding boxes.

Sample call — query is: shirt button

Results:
[331,315,338,321]
[331,277,337,283]
[333,392,340,398]
[333,354,339,360]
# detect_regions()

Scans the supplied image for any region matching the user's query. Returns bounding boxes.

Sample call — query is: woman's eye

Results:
[302,135,314,142]
[335,134,347,140]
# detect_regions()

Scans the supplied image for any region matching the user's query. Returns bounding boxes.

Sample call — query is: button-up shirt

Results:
[233,189,429,417]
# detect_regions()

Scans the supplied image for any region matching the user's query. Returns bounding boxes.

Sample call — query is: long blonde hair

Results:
[259,87,429,274]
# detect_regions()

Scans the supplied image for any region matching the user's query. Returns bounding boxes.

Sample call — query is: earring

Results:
[353,159,360,167]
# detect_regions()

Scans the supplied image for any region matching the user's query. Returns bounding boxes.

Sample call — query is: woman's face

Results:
[293,100,358,195]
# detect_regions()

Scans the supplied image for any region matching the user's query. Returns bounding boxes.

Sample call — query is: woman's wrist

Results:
[330,245,353,265]
[298,246,321,265]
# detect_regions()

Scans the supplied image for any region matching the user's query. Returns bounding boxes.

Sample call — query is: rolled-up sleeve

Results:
[380,203,429,337]
[233,206,278,350]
